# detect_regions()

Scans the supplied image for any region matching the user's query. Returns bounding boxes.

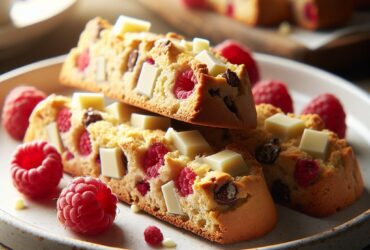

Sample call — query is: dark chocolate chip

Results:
[83,108,103,128]
[127,49,139,72]
[221,128,230,141]
[223,96,238,114]
[255,138,281,164]
[222,69,241,87]
[95,25,104,39]
[208,88,221,97]
[214,182,238,205]
[121,150,128,174]
[271,180,290,204]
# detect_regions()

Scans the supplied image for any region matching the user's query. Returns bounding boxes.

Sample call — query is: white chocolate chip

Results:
[95,57,106,82]
[170,130,212,158]
[192,37,210,53]
[105,102,140,123]
[112,15,151,36]
[130,204,140,213]
[299,129,330,159]
[72,92,105,111]
[264,113,305,139]
[164,127,176,143]
[135,62,160,98]
[99,147,126,179]
[46,122,63,153]
[180,40,193,51]
[130,113,171,131]
[204,150,248,177]
[14,198,27,210]
[162,238,177,248]
[195,50,227,76]
[161,181,184,215]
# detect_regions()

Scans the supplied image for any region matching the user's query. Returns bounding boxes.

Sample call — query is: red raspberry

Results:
[294,159,320,187]
[65,151,74,161]
[252,80,294,113]
[146,58,155,65]
[136,180,150,196]
[215,40,260,85]
[144,226,163,246]
[2,86,46,140]
[56,108,72,133]
[180,0,207,9]
[174,69,197,99]
[142,143,169,178]
[77,49,90,72]
[301,93,346,138]
[10,141,63,198]
[57,177,118,235]
[304,2,318,22]
[175,167,196,197]
[226,2,234,16]
[78,130,92,156]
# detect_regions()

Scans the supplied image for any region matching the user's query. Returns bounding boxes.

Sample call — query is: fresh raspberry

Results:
[226,2,234,16]
[146,58,155,65]
[301,93,346,138]
[252,80,294,113]
[294,159,320,187]
[57,177,118,235]
[174,69,197,99]
[304,2,318,22]
[77,49,90,72]
[56,108,72,133]
[2,86,46,140]
[215,40,260,85]
[142,143,168,178]
[180,0,207,9]
[78,130,92,156]
[136,180,150,196]
[10,141,63,198]
[175,167,196,197]
[144,226,164,246]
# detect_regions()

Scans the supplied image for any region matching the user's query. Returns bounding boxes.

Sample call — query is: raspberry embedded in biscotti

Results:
[57,177,118,235]
[174,69,197,99]
[175,167,196,197]
[180,0,207,9]
[255,138,281,164]
[214,182,238,205]
[77,49,90,72]
[136,180,150,196]
[144,225,164,246]
[294,159,320,187]
[11,141,63,198]
[226,2,234,16]
[78,130,92,156]
[56,108,72,133]
[146,58,155,65]
[142,143,169,178]
[304,2,318,23]
[65,151,74,161]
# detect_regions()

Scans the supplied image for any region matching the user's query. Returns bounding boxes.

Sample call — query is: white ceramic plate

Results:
[0,0,77,59]
[0,55,369,250]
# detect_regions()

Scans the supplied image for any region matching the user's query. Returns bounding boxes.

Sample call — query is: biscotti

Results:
[24,94,277,244]
[174,104,364,217]
[59,17,257,130]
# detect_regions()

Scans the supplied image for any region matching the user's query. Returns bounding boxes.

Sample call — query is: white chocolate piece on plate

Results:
[170,130,212,158]
[135,62,160,97]
[130,204,140,213]
[131,113,170,130]
[111,15,151,36]
[95,57,106,82]
[204,150,248,177]
[162,238,177,248]
[14,198,27,210]
[192,37,210,53]
[195,50,227,76]
[105,102,139,123]
[46,122,63,153]
[72,92,105,111]
[264,113,305,139]
[99,147,126,179]
[299,129,330,159]
[161,181,184,215]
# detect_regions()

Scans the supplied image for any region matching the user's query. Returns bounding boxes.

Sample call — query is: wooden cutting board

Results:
[137,0,370,71]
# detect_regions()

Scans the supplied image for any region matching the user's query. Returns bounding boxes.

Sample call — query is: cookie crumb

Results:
[131,204,140,213]
[162,238,176,248]
[14,198,27,210]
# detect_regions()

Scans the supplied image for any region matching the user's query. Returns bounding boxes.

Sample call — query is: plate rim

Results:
[0,54,369,250]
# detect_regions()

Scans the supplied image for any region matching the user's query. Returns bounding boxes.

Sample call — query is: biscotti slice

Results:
[59,16,257,130]
[207,0,292,26]
[173,104,364,217]
[24,94,277,244]
[291,0,354,29]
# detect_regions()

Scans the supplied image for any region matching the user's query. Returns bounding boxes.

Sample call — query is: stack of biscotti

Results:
[25,94,277,244]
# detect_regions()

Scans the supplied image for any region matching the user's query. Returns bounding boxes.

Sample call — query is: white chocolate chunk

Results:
[170,130,212,158]
[164,127,176,143]
[131,113,171,130]
[180,40,193,51]
[162,238,177,248]
[161,181,184,215]
[130,204,140,213]
[96,57,106,82]
[105,102,140,123]
[192,37,210,53]
[265,113,305,139]
[299,129,330,159]
[204,150,248,177]
[112,15,151,36]
[72,92,105,111]
[46,122,63,153]
[195,50,227,76]
[135,62,160,97]
[14,198,27,210]
[99,147,126,179]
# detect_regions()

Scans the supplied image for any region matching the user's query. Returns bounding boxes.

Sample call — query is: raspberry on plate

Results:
[142,143,169,178]
[301,93,346,138]
[173,69,197,99]
[2,86,46,140]
[57,177,118,235]
[10,141,63,198]
[252,80,294,113]
[175,167,196,197]
[180,0,207,9]
[144,225,164,246]
[215,40,260,85]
